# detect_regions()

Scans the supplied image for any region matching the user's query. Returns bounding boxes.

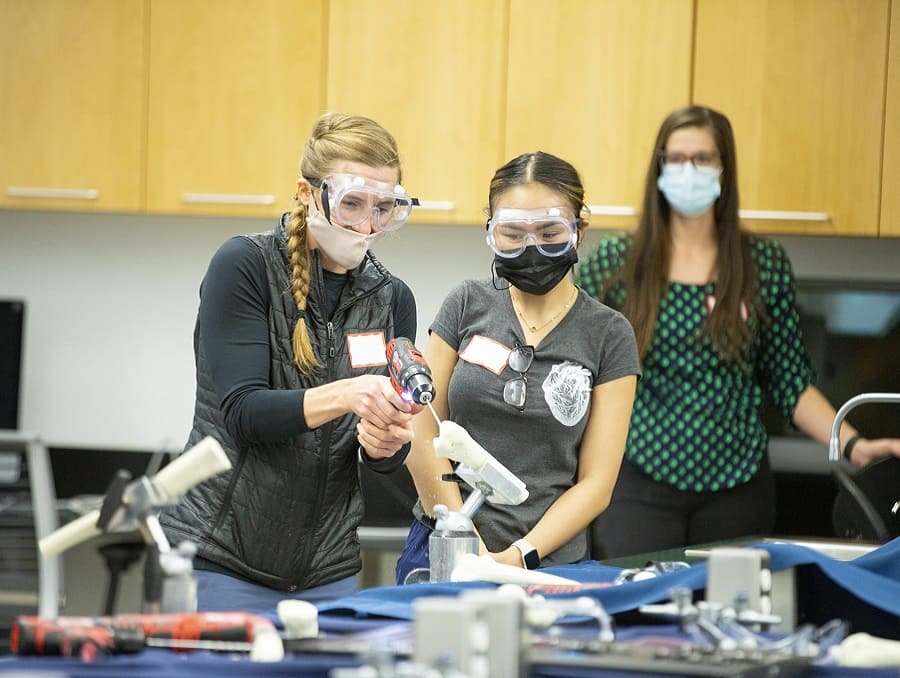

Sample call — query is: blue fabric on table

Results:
[316,538,900,638]
[3,541,900,677]
[0,649,359,677]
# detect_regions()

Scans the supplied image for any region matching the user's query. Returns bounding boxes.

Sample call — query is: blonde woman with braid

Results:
[161,113,421,611]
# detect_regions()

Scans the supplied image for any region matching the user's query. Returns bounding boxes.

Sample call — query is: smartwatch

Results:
[513,538,540,570]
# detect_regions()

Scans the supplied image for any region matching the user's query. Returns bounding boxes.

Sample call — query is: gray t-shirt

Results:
[415,278,640,565]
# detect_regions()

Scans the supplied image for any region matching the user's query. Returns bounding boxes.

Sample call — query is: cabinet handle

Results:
[585,204,637,216]
[581,206,831,222]
[739,209,829,222]
[415,200,455,211]
[7,186,99,200]
[182,192,276,205]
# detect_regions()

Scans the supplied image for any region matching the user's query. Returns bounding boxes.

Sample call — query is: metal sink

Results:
[684,537,879,562]
[760,538,878,561]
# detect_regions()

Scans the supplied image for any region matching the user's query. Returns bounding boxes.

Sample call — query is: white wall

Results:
[1,209,898,451]
[0,211,493,450]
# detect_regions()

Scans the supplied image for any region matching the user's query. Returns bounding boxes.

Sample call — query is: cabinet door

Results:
[694,0,889,236]
[0,0,145,213]
[325,1,507,225]
[505,0,693,229]
[145,0,325,217]
[881,8,900,237]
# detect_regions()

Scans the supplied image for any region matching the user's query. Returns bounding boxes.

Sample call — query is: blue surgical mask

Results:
[657,163,722,218]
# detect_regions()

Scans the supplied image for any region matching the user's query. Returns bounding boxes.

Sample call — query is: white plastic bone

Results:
[39,436,230,557]
[450,553,576,586]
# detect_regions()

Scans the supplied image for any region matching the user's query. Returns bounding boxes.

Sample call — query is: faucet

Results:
[829,393,900,462]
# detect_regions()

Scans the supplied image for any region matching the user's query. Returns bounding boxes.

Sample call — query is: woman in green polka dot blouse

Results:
[577,105,900,559]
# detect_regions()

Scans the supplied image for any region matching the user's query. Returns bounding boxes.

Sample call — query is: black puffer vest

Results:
[161,224,395,591]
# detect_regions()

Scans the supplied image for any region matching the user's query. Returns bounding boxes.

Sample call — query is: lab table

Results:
[2,537,899,677]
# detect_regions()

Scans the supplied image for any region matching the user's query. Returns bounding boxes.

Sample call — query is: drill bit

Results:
[419,392,441,427]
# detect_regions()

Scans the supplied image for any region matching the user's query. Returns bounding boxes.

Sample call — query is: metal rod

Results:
[427,403,441,428]
[146,637,251,652]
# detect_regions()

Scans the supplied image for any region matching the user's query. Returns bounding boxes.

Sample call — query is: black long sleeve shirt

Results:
[198,236,417,445]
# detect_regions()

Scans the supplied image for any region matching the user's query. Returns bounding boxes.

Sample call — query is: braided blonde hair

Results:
[288,112,401,374]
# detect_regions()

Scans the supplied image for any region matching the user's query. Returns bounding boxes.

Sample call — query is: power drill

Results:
[386,337,439,424]
[11,612,272,658]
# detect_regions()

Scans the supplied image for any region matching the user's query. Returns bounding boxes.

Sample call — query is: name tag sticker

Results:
[459,335,511,375]
[347,331,387,368]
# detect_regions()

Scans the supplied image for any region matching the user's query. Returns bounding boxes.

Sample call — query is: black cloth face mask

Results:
[493,246,578,295]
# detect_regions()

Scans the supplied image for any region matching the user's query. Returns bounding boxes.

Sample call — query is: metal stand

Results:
[95,469,198,614]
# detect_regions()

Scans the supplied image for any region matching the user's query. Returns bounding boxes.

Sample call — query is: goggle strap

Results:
[321,183,332,222]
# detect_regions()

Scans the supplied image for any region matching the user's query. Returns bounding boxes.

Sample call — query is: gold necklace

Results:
[510,286,578,333]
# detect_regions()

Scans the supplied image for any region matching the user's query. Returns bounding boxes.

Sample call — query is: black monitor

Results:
[764,279,900,438]
[0,300,25,430]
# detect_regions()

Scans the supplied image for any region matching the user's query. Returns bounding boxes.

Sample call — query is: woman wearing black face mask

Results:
[395,152,640,583]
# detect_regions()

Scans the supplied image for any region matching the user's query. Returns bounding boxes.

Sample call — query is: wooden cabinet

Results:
[881,7,900,237]
[505,0,693,230]
[145,0,325,217]
[324,1,507,225]
[2,0,897,237]
[693,0,890,236]
[0,0,146,213]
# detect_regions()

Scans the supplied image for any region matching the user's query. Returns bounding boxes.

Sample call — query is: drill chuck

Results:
[405,373,436,406]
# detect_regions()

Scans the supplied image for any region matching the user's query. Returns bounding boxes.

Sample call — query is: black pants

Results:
[591,454,776,560]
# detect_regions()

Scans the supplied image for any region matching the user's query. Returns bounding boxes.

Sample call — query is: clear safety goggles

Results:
[314,173,419,232]
[485,206,584,258]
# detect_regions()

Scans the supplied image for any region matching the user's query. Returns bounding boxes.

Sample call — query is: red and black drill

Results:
[11,611,273,660]
[386,337,440,425]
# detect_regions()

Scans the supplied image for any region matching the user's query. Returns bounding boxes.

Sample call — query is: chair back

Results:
[832,456,900,542]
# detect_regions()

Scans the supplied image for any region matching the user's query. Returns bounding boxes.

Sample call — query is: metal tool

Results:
[37,436,231,614]
[413,420,529,583]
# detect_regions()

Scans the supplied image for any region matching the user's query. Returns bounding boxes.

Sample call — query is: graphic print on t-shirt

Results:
[542,361,591,426]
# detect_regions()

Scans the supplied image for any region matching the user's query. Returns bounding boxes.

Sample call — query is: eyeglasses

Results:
[658,151,721,170]
[310,173,420,232]
[486,206,583,258]
[503,343,534,410]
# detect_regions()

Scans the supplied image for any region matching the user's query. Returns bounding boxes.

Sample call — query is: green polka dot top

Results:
[576,234,813,492]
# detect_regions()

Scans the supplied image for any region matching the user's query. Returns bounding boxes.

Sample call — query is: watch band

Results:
[513,538,540,570]
[843,434,862,461]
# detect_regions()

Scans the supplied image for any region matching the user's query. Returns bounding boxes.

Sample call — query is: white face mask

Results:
[306,212,384,270]
[657,163,722,218]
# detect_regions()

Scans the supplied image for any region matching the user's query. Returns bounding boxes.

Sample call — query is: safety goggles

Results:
[313,173,420,232]
[486,207,583,258]
[503,343,535,411]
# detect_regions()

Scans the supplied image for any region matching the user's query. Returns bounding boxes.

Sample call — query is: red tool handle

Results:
[11,612,273,655]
